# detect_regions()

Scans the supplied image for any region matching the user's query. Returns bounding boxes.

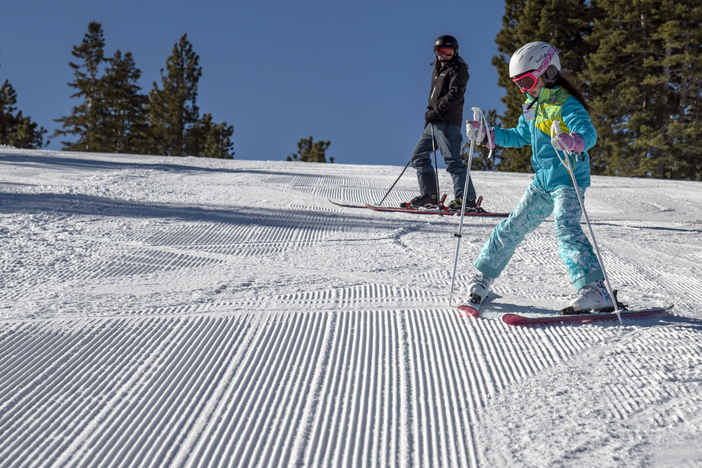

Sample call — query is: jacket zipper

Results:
[430,65,449,104]
[532,90,542,170]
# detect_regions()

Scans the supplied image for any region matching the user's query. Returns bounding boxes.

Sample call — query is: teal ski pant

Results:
[474,184,603,290]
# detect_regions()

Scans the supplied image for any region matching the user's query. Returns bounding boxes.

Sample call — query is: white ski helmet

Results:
[509,41,561,86]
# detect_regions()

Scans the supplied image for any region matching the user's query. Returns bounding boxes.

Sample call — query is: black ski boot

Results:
[408,193,438,208]
[446,196,483,212]
[404,172,438,208]
[447,198,476,211]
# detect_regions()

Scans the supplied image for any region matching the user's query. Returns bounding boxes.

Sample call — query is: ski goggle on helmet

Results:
[509,42,561,94]
[435,47,455,56]
[434,35,458,56]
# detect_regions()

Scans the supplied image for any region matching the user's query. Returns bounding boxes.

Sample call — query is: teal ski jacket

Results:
[493,86,597,192]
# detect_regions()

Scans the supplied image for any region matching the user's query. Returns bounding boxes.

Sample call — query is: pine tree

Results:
[147,34,202,156]
[187,113,234,159]
[584,0,702,180]
[53,21,107,151]
[287,136,333,163]
[101,50,149,154]
[493,0,596,172]
[0,69,47,149]
[147,34,234,158]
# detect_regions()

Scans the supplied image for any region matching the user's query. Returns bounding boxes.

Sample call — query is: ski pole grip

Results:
[469,107,486,143]
[551,119,574,171]
[550,120,561,139]
[471,107,481,121]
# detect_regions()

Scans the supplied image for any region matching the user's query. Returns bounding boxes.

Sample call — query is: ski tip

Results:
[329,199,367,209]
[457,305,480,319]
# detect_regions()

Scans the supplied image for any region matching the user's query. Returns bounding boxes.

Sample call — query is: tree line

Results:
[1,21,331,162]
[287,136,333,163]
[1,21,234,159]
[477,0,702,181]
[0,63,48,149]
[4,4,700,175]
[55,22,234,158]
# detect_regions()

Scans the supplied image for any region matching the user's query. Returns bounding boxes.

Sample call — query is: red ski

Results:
[502,306,673,326]
[457,305,480,318]
[328,199,368,209]
[364,204,509,217]
[330,197,510,217]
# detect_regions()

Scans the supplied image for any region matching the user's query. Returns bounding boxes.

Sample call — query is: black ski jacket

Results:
[425,55,469,127]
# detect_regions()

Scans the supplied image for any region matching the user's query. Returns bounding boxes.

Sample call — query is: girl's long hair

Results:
[555,74,595,116]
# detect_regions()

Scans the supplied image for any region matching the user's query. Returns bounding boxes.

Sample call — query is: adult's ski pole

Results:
[377,159,411,206]
[431,123,442,215]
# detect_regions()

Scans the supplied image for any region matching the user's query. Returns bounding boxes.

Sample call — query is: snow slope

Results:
[1,147,701,467]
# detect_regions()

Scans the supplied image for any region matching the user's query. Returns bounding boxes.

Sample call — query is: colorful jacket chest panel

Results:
[529,87,570,135]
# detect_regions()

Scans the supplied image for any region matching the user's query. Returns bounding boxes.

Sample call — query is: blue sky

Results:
[1,0,508,167]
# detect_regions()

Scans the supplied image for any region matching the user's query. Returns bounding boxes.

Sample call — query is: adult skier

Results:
[463,41,613,313]
[406,35,478,210]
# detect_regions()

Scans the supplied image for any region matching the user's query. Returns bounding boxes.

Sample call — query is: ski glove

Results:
[551,132,585,154]
[466,120,495,149]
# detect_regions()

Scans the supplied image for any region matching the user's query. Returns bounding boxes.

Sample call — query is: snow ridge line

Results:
[141,218,344,259]
[264,174,413,189]
[1,317,183,466]
[276,284,445,309]
[75,314,255,468]
[90,250,225,279]
[143,216,342,248]
[655,270,702,304]
[67,317,216,466]
[0,308,677,467]
[408,310,477,468]
[597,327,702,422]
[294,186,416,203]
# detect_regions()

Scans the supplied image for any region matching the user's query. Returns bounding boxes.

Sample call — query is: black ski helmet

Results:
[434,35,458,54]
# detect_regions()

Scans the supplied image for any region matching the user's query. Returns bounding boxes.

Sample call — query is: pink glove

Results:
[466,120,496,149]
[551,132,584,154]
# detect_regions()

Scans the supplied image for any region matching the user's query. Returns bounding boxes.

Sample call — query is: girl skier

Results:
[464,41,613,314]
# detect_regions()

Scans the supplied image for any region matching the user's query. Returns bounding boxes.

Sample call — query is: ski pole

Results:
[377,158,411,206]
[449,107,485,306]
[550,120,622,323]
[430,123,442,215]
